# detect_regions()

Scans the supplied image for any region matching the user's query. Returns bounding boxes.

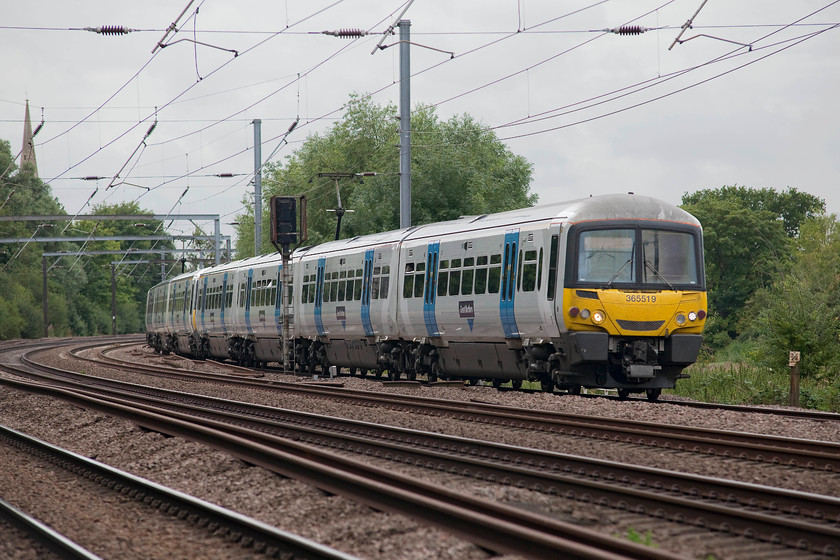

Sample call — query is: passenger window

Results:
[372,277,380,300]
[488,265,501,294]
[330,281,338,301]
[521,249,539,292]
[461,268,473,295]
[403,274,414,298]
[354,278,362,300]
[380,276,389,299]
[449,269,460,296]
[337,280,346,302]
[413,262,425,298]
[437,270,449,297]
[474,267,487,294]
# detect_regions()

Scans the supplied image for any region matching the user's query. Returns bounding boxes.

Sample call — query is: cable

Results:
[497,24,840,141]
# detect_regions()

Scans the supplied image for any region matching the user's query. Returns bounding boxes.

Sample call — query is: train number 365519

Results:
[626,294,656,303]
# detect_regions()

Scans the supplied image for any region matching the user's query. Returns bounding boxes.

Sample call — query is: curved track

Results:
[73,342,840,472]
[4,338,840,558]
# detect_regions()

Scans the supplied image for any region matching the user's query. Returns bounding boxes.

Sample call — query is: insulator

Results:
[86,25,132,36]
[609,25,646,36]
[323,28,366,38]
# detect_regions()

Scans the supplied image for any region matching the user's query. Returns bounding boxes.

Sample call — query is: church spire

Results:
[21,100,39,178]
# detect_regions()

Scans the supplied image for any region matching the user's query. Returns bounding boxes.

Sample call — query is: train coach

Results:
[146,193,706,399]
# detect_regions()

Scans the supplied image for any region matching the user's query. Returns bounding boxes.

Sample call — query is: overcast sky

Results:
[2,0,838,245]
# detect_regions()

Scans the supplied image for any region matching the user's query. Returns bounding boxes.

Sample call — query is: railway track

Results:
[0,422,358,560]
[5,341,840,558]
[0,495,101,560]
[67,342,840,473]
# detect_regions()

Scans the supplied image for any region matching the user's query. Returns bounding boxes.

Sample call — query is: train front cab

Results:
[551,219,706,399]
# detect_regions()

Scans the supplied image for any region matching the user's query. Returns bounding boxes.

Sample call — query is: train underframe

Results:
[147,330,702,400]
[293,331,703,400]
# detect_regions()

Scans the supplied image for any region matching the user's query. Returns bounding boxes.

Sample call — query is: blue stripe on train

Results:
[423,241,440,337]
[500,230,520,339]
[314,258,326,336]
[361,249,374,336]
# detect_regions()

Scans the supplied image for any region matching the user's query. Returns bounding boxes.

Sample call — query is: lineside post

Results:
[789,350,801,407]
[111,263,117,335]
[270,195,307,374]
[42,255,48,338]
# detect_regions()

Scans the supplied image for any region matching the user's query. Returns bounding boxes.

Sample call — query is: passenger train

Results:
[146,193,707,400]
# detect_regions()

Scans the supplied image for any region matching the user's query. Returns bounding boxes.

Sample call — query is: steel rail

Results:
[0,496,102,560]
[3,363,839,557]
[0,376,673,560]
[0,422,358,560]
[55,342,840,472]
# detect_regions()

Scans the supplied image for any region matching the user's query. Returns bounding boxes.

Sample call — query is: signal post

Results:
[270,196,306,373]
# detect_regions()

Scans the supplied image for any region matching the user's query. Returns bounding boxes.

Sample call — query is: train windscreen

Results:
[574,227,700,288]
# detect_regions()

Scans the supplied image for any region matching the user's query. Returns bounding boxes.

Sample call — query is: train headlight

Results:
[580,308,591,320]
[688,311,697,322]
[675,313,686,325]
[698,309,707,320]
[568,306,580,317]
[591,310,605,324]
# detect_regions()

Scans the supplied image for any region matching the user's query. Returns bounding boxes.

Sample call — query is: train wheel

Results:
[568,384,581,396]
[511,379,522,390]
[491,378,504,388]
[406,369,417,381]
[349,367,357,377]
[646,388,662,402]
[388,369,401,381]
[617,388,631,400]
[541,379,555,393]
[428,363,440,383]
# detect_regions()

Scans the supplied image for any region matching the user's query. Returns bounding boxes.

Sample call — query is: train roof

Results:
[293,193,699,257]
[151,194,698,286]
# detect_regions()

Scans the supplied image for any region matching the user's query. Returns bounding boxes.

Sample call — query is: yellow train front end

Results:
[553,216,706,399]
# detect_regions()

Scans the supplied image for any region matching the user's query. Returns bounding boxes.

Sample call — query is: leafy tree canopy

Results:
[682,185,825,237]
[235,94,535,254]
[680,186,824,344]
[0,138,174,338]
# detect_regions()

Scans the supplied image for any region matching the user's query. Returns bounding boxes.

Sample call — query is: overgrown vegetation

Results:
[673,186,840,410]
[0,139,173,337]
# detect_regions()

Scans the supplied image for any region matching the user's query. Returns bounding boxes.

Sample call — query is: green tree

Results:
[742,215,840,377]
[0,139,69,337]
[70,201,174,334]
[681,186,823,346]
[236,94,535,254]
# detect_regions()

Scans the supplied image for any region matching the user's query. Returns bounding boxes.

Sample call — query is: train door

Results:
[361,249,374,336]
[199,277,208,332]
[220,273,228,335]
[500,230,520,338]
[244,268,254,335]
[314,257,326,336]
[423,241,441,337]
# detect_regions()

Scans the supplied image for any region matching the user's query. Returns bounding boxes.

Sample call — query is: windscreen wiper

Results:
[605,258,632,287]
[644,260,674,289]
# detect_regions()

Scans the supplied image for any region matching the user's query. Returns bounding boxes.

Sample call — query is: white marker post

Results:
[789,351,801,407]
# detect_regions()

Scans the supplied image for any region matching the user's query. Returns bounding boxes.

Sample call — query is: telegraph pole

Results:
[398,20,411,229]
[253,118,262,256]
